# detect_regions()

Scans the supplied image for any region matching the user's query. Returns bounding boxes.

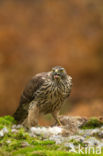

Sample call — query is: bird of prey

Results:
[13,66,72,127]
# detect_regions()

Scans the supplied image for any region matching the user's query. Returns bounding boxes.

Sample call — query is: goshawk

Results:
[13,66,72,127]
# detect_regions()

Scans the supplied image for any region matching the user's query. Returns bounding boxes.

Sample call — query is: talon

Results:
[57,119,63,126]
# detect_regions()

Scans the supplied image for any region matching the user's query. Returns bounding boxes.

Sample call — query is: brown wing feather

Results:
[13,72,46,123]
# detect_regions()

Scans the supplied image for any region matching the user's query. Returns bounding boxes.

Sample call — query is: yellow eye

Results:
[60,68,64,72]
[52,69,55,72]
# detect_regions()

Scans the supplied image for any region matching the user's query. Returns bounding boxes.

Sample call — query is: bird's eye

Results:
[52,69,55,72]
[60,68,64,72]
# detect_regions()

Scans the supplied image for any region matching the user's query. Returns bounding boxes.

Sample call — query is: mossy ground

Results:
[80,117,103,129]
[0,116,103,156]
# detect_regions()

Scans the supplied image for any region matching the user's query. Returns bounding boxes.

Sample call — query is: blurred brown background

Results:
[0,0,103,119]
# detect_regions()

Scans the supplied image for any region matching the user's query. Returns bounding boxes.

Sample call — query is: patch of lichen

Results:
[80,117,103,129]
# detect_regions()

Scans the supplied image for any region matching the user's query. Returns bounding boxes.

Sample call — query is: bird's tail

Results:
[13,103,29,124]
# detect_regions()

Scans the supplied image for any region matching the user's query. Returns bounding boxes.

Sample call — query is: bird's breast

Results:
[35,81,66,108]
[32,77,72,113]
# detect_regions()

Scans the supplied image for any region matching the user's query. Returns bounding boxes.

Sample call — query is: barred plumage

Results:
[13,66,72,127]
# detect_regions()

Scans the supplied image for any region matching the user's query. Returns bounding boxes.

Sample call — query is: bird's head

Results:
[51,66,67,82]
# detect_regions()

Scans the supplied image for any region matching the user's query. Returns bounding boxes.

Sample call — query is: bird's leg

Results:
[23,104,40,128]
[52,111,62,126]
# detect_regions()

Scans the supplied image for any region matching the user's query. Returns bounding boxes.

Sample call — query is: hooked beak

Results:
[54,73,60,80]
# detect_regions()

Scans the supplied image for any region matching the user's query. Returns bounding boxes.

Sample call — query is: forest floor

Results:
[0,115,103,156]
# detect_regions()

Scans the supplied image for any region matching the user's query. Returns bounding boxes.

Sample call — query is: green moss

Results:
[80,117,103,129]
[30,140,55,146]
[13,147,70,156]
[0,125,4,130]
[4,116,16,123]
[0,117,59,154]
[0,149,12,156]
[0,116,103,156]
[69,139,85,147]
[0,115,16,129]
[13,128,30,140]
